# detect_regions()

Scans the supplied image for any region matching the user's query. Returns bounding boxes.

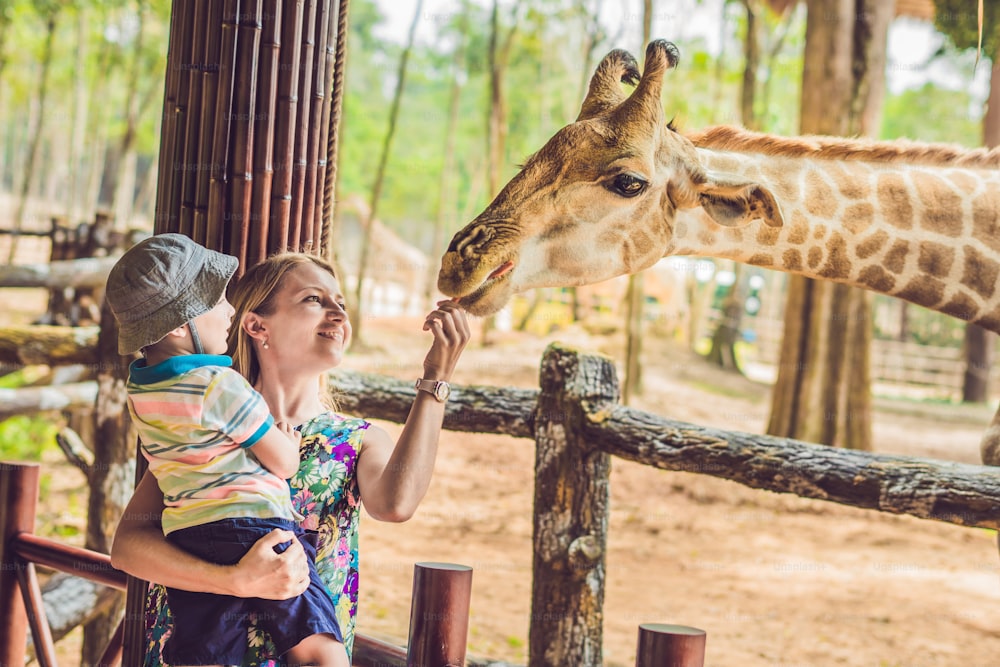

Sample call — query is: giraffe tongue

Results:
[487,261,514,281]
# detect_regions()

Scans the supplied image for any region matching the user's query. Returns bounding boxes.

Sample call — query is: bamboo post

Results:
[321,0,350,261]
[405,562,473,667]
[0,462,40,667]
[178,0,210,238]
[205,0,240,250]
[530,345,616,667]
[269,0,304,252]
[192,0,226,242]
[249,0,283,267]
[635,624,706,667]
[302,0,330,251]
[227,0,263,266]
[288,0,317,251]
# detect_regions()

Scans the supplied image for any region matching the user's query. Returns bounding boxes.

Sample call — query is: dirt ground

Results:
[17,303,1000,666]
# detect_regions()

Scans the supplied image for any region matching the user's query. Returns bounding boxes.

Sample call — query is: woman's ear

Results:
[242,312,266,341]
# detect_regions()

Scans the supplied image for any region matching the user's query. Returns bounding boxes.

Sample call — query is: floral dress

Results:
[142,412,369,666]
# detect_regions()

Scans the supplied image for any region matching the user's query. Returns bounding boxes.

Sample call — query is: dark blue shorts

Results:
[163,517,342,665]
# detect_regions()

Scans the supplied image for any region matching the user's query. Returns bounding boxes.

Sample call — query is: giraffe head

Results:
[438,40,785,316]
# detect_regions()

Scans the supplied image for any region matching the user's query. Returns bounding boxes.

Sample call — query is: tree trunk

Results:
[9,11,59,263]
[110,4,147,230]
[621,0,656,400]
[739,0,761,131]
[81,298,135,665]
[766,0,889,450]
[962,55,1000,403]
[706,263,745,371]
[353,0,423,344]
[65,8,91,224]
[425,12,467,311]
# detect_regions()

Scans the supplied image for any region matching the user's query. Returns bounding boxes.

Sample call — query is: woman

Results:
[110,252,471,665]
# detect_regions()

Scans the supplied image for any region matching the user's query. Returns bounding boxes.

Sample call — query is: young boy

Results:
[105,233,347,667]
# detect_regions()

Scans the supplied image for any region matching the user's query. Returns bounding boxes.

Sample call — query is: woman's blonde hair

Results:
[228,252,340,406]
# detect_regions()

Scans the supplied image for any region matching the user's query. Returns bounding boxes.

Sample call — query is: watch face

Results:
[434,382,451,401]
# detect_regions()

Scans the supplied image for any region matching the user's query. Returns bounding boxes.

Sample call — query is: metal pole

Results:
[0,462,40,667]
[635,623,706,667]
[406,562,473,667]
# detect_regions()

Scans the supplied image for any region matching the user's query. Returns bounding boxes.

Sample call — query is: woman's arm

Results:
[110,470,310,599]
[357,300,470,521]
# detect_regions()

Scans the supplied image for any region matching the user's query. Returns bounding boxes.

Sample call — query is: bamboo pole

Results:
[249,0,282,267]
[192,0,225,242]
[178,0,210,238]
[154,0,194,234]
[227,0,263,265]
[302,0,330,252]
[270,0,304,252]
[205,0,240,250]
[288,0,317,251]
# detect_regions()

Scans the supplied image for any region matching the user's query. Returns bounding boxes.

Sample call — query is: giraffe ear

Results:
[698,176,784,228]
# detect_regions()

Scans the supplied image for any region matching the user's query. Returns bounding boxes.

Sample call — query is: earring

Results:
[262,340,269,350]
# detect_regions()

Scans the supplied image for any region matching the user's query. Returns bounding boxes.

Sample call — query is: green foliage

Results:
[881,82,982,145]
[0,415,60,462]
[934,0,1000,58]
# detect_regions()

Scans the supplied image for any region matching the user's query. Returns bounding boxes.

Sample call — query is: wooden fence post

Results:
[0,462,40,667]
[635,623,706,667]
[530,344,617,667]
[406,562,473,667]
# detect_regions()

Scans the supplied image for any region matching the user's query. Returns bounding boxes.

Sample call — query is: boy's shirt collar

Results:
[129,354,233,385]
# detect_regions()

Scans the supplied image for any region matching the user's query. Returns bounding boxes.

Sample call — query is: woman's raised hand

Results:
[421,299,471,381]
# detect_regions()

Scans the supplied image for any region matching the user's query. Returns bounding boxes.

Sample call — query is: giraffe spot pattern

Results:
[763,162,800,202]
[913,171,963,237]
[782,249,803,272]
[947,170,979,195]
[961,245,998,300]
[819,234,851,280]
[747,252,774,268]
[877,173,913,229]
[755,224,780,246]
[940,292,979,322]
[972,190,1000,255]
[883,241,909,274]
[807,247,823,269]
[842,202,874,235]
[831,161,870,200]
[917,242,955,279]
[805,170,838,219]
[788,211,810,245]
[856,230,888,259]
[812,224,827,240]
[896,276,945,307]
[858,265,896,293]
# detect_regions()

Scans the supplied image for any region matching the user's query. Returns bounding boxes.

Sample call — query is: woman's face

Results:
[258,263,351,374]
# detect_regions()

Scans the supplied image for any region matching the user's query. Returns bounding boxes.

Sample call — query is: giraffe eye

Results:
[609,173,647,198]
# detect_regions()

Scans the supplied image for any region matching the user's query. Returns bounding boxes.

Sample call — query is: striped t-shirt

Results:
[126,354,296,535]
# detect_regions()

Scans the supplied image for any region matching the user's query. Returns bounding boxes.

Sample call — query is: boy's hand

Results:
[276,421,302,448]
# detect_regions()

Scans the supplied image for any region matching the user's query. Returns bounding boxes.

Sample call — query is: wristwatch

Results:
[415,378,451,402]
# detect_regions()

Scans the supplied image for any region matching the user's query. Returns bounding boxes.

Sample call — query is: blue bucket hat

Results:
[105,233,239,356]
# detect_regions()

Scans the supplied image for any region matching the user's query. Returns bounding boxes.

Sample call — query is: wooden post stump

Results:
[0,462,40,666]
[529,344,618,667]
[406,562,473,667]
[635,623,706,667]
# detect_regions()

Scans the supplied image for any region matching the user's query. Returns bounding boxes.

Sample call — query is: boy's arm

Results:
[111,470,309,598]
[249,421,301,479]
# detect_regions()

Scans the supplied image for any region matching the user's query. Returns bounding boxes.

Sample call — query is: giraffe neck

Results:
[666,148,1000,333]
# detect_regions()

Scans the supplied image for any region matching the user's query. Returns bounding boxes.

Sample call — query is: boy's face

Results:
[190,296,236,355]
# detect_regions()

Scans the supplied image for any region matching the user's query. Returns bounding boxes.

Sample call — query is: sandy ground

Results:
[17,306,1000,666]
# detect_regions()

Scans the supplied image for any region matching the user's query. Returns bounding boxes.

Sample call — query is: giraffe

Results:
[436,39,1000,465]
